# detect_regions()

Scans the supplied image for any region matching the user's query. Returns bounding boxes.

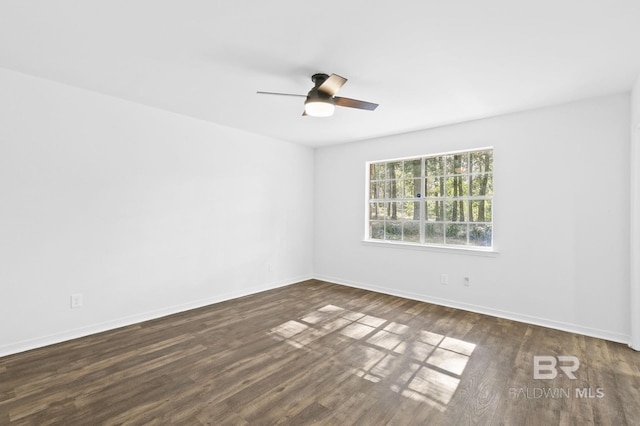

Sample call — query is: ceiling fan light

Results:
[304,99,335,117]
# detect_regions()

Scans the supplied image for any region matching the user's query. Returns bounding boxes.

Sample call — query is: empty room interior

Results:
[1,1,640,424]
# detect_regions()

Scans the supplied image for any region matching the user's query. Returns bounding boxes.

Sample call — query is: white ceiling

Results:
[1,1,640,147]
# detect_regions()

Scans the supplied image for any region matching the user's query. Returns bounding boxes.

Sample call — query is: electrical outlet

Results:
[70,293,83,308]
[464,276,471,287]
[440,274,448,285]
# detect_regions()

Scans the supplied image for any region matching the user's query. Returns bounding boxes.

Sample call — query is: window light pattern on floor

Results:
[269,304,476,411]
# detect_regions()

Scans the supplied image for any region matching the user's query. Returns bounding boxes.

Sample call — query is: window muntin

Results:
[367,149,493,248]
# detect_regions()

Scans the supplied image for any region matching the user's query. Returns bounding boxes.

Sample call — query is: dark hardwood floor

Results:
[1,279,639,425]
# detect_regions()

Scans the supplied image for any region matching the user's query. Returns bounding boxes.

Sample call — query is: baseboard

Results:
[314,274,630,345]
[0,274,313,358]
[2,273,629,358]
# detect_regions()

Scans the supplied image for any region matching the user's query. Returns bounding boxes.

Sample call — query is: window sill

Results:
[361,239,499,257]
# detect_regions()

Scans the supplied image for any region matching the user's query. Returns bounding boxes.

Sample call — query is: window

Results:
[367,148,493,248]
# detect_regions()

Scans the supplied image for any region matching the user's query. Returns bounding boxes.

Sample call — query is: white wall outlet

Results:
[70,293,83,308]
[440,274,448,285]
[464,276,471,287]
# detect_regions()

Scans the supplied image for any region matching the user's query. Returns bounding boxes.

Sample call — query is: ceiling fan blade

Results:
[334,96,378,111]
[317,74,347,96]
[256,91,306,98]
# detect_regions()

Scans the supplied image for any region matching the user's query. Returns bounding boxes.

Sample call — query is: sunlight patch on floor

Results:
[269,304,476,410]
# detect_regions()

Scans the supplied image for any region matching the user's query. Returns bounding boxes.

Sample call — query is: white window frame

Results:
[364,147,495,253]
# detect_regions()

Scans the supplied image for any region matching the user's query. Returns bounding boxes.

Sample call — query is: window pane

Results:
[385,222,402,240]
[404,159,421,178]
[387,162,403,180]
[371,163,386,180]
[445,153,468,175]
[377,181,390,199]
[469,224,492,246]
[470,150,493,174]
[469,200,492,222]
[426,201,444,222]
[402,179,419,198]
[409,201,421,220]
[445,200,467,222]
[370,181,385,200]
[370,221,384,239]
[425,156,444,176]
[386,202,415,220]
[446,224,468,245]
[388,180,402,199]
[470,173,493,196]
[387,202,400,220]
[426,177,444,197]
[369,202,387,220]
[425,223,444,244]
[399,201,419,220]
[445,176,468,197]
[403,222,420,242]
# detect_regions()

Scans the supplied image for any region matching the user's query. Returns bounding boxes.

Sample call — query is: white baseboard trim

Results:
[2,273,628,358]
[314,274,630,345]
[0,274,313,358]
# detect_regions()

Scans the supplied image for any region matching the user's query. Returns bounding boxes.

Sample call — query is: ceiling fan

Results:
[257,73,378,117]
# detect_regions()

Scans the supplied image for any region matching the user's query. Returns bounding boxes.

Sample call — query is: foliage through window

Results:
[368,148,493,248]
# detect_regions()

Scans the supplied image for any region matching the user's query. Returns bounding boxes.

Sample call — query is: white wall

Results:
[0,66,633,356]
[0,68,314,356]
[315,94,630,342]
[631,75,640,350]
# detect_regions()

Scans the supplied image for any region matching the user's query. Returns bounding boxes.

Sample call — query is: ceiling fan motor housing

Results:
[311,73,330,88]
[307,73,334,105]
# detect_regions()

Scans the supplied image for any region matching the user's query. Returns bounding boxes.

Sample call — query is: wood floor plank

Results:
[1,279,639,425]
